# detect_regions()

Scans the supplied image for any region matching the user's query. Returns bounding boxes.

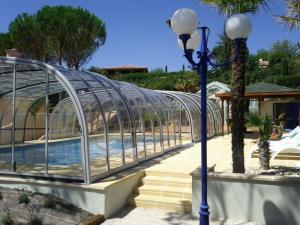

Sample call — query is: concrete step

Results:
[136,185,192,199]
[128,194,192,213]
[145,170,190,179]
[141,176,192,188]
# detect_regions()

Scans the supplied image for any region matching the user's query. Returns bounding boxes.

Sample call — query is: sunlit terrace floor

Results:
[1,133,299,188]
[0,133,298,224]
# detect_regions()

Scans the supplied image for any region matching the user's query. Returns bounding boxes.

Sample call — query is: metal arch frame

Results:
[114,84,147,159]
[120,84,160,154]
[157,94,177,147]
[205,99,222,135]
[207,99,223,134]
[49,96,97,138]
[70,74,120,174]
[127,84,157,157]
[117,82,156,157]
[0,57,221,184]
[152,93,171,148]
[176,92,217,137]
[22,96,45,143]
[164,95,184,145]
[158,91,194,142]
[76,73,126,169]
[0,57,90,183]
[82,74,131,165]
[138,88,165,152]
[151,93,171,149]
[86,72,138,160]
[143,90,169,151]
[172,93,202,141]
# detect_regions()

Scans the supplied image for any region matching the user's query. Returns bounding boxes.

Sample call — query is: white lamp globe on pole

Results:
[168,8,252,225]
[178,30,201,50]
[171,8,198,36]
[225,14,252,40]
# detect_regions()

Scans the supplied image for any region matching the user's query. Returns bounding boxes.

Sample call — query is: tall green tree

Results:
[0,33,13,56]
[9,13,50,61]
[9,6,106,69]
[36,6,68,65]
[275,0,300,30]
[200,0,269,173]
[37,6,106,69]
[62,7,106,69]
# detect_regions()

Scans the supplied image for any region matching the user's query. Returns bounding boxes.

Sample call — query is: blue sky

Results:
[0,0,299,71]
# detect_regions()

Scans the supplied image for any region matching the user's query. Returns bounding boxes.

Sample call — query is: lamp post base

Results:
[200,203,210,225]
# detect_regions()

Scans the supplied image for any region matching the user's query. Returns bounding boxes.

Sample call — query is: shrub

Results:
[1,205,13,225]
[19,192,30,204]
[27,205,44,225]
[43,195,56,209]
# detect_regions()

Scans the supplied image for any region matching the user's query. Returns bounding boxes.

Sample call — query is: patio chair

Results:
[271,144,300,160]
[250,132,300,158]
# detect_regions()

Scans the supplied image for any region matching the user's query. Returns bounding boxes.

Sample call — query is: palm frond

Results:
[246,112,261,127]
[246,113,273,141]
[199,0,269,15]
[260,115,273,141]
[275,0,300,30]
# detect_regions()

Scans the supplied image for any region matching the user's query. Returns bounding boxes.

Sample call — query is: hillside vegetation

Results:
[90,40,300,92]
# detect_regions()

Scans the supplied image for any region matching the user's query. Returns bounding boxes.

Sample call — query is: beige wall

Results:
[192,172,300,225]
[260,99,298,117]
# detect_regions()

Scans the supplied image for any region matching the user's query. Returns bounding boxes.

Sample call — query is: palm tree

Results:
[275,0,300,30]
[246,113,273,170]
[200,0,269,173]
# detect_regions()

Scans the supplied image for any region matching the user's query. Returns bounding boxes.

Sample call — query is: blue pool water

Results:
[0,136,146,166]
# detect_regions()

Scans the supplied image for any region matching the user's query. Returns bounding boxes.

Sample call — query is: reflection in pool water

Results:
[0,136,151,166]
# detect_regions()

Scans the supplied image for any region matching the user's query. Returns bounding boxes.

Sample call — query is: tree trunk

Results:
[231,39,247,173]
[258,140,270,170]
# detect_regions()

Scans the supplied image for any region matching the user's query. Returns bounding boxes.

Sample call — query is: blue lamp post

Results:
[169,9,252,225]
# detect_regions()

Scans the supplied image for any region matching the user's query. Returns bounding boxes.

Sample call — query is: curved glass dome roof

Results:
[0,57,222,183]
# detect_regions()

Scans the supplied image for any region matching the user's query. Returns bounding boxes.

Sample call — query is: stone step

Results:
[144,170,190,179]
[141,176,192,188]
[128,194,192,213]
[136,185,192,199]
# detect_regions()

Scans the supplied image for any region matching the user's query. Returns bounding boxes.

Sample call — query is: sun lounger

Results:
[271,145,300,160]
[250,130,300,159]
[282,126,300,138]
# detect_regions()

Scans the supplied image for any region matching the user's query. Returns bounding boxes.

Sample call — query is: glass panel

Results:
[121,89,145,159]
[141,90,163,153]
[105,85,134,165]
[48,74,83,178]
[15,65,46,174]
[0,64,13,171]
[118,83,155,158]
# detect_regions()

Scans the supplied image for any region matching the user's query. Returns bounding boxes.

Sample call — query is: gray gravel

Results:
[102,207,265,225]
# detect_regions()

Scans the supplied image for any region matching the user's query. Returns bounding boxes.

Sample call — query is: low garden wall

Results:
[192,170,300,225]
[0,171,144,218]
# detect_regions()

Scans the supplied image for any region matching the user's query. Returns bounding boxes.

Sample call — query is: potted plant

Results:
[246,113,273,170]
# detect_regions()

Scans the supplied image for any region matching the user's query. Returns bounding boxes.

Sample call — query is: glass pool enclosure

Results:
[0,57,222,183]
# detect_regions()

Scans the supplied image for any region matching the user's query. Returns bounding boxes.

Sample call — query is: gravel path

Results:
[102,207,265,225]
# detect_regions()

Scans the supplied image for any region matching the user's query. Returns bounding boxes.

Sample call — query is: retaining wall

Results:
[192,170,300,225]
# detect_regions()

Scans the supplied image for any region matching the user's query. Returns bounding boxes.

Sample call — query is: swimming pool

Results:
[0,136,151,166]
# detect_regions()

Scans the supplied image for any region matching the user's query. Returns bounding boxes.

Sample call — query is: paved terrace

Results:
[0,134,298,218]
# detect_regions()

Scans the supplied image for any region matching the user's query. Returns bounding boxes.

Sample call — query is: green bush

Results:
[19,193,30,204]
[1,206,13,225]
[43,195,56,209]
[27,205,43,225]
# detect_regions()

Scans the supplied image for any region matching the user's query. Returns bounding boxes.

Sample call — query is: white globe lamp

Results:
[171,8,198,36]
[225,14,252,40]
[178,30,200,50]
